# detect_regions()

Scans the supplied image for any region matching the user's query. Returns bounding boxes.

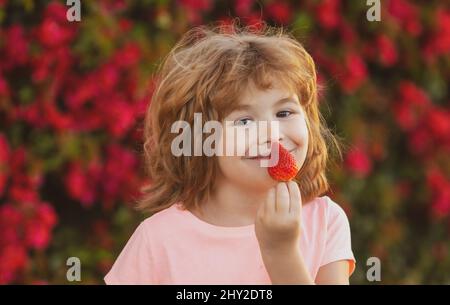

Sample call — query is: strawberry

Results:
[267,143,300,182]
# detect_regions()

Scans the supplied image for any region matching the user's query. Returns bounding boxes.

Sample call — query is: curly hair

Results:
[135,22,342,215]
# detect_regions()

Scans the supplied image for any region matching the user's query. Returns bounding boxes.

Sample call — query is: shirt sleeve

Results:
[104,221,157,284]
[320,196,356,276]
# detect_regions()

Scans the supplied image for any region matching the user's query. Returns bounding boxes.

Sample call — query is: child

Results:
[104,24,356,285]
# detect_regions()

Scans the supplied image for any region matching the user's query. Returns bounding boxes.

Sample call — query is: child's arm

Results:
[315,260,350,284]
[258,242,315,285]
[255,181,314,284]
[259,242,350,285]
[255,182,351,285]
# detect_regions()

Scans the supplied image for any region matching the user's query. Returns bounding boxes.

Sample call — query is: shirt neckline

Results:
[172,203,255,237]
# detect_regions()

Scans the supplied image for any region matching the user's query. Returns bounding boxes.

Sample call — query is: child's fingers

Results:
[287,181,301,216]
[264,187,276,215]
[276,183,289,214]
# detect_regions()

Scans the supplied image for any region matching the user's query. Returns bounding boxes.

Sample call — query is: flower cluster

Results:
[0,138,57,283]
[0,0,448,284]
[0,1,149,282]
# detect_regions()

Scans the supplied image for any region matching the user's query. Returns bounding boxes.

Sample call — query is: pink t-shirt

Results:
[104,195,356,284]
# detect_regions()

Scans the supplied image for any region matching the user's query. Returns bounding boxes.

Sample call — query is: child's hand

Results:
[255,181,302,254]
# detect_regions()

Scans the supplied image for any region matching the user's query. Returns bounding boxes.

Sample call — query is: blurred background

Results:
[0,0,449,284]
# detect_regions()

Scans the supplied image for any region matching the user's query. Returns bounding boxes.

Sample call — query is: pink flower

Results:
[0,200,57,282]
[53,46,73,78]
[399,81,430,106]
[36,3,76,48]
[339,20,356,44]
[0,204,23,228]
[388,0,422,36]
[103,97,136,138]
[313,48,340,77]
[316,0,341,30]
[0,134,10,197]
[0,244,27,284]
[97,64,120,93]
[394,102,413,131]
[9,185,39,204]
[25,220,51,250]
[42,102,72,131]
[113,43,141,68]
[408,128,431,155]
[265,2,292,24]
[101,145,139,208]
[43,2,69,23]
[119,18,133,32]
[31,51,52,83]
[65,77,97,111]
[0,73,10,97]
[423,9,450,62]
[178,0,212,24]
[1,25,28,70]
[339,53,367,93]
[0,204,23,249]
[217,16,236,31]
[345,145,373,178]
[426,107,450,141]
[70,107,103,132]
[178,0,211,11]
[15,102,47,128]
[235,0,254,16]
[99,0,127,12]
[427,169,450,218]
[432,191,450,218]
[10,146,26,171]
[36,18,72,48]
[427,168,447,193]
[393,82,430,131]
[7,153,43,203]
[242,13,265,30]
[377,35,398,67]
[65,161,103,207]
[433,9,450,54]
[36,202,58,228]
[0,227,20,249]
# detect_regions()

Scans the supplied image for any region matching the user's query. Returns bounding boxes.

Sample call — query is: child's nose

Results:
[257,120,284,147]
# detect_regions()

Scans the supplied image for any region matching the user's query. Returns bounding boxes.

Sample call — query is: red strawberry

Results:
[267,143,299,181]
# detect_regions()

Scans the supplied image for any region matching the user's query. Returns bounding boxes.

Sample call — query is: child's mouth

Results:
[247,155,271,160]
[245,148,297,161]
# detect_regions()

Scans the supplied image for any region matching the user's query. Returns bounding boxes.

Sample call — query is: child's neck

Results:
[193,177,270,228]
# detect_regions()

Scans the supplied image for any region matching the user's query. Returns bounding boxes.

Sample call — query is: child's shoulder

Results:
[139,203,185,235]
[306,195,350,224]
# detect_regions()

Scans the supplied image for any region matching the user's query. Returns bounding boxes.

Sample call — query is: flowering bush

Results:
[0,0,448,284]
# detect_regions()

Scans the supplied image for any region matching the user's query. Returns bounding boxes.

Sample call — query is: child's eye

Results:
[234,118,253,126]
[276,110,293,118]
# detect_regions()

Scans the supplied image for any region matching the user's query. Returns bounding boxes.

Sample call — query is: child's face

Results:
[216,81,309,190]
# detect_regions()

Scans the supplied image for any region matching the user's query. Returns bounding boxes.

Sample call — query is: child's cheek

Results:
[289,116,309,143]
[217,126,240,157]
[219,125,259,157]
[292,118,309,162]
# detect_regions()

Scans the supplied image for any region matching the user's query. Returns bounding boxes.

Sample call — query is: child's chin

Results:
[238,160,280,188]
[247,174,279,190]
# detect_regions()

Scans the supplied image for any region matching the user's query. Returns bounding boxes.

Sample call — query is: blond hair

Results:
[136,22,342,215]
